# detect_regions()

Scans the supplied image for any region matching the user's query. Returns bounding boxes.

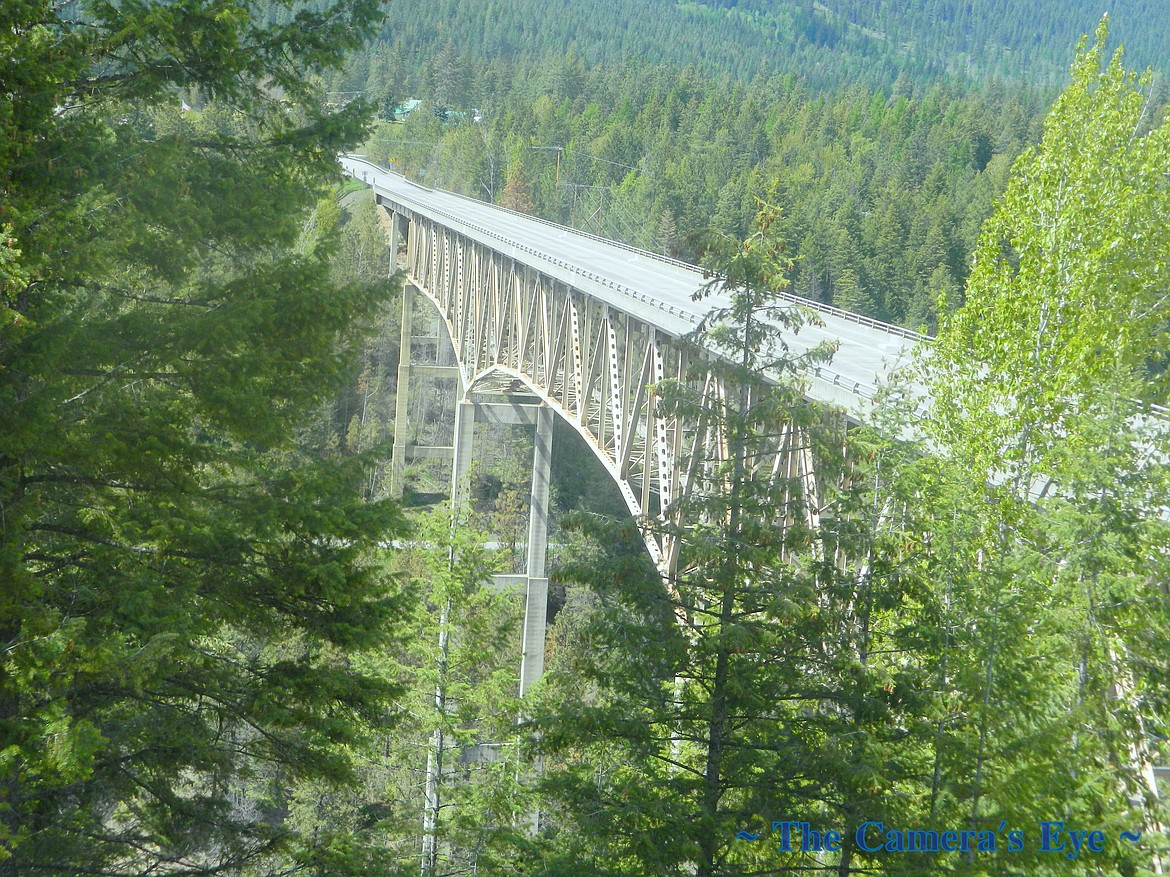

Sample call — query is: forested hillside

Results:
[334,0,1170,97]
[332,0,1170,331]
[362,62,1051,329]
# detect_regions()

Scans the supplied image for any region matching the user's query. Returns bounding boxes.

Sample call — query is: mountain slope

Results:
[370,0,1169,91]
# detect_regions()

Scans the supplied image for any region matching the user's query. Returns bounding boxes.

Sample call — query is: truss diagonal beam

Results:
[381,202,833,578]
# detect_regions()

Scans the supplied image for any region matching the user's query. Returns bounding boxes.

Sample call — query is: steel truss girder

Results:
[396,207,824,578]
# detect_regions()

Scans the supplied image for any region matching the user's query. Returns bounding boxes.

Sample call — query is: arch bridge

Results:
[341,155,925,694]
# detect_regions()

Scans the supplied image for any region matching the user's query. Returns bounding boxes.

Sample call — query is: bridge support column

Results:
[444,394,554,695]
[421,395,479,876]
[450,397,476,510]
[390,284,414,498]
[520,405,553,698]
[388,211,403,264]
[390,283,460,498]
[518,403,554,836]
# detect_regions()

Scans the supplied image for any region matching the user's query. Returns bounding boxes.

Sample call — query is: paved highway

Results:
[341,155,928,419]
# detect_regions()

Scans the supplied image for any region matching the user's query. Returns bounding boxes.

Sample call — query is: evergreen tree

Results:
[410,511,527,877]
[0,1,411,873]
[530,201,935,876]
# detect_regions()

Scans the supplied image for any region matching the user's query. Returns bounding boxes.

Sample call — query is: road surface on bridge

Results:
[342,156,928,420]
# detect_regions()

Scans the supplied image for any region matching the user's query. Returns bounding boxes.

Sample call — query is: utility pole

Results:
[531,145,563,197]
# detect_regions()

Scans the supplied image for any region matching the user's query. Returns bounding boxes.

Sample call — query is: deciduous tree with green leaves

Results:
[930,16,1169,491]
[924,18,1170,873]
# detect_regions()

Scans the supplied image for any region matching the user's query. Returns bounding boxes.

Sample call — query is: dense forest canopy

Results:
[358,55,1052,330]
[348,0,1170,94]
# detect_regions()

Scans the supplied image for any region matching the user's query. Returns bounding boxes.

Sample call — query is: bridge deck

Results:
[342,156,927,418]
